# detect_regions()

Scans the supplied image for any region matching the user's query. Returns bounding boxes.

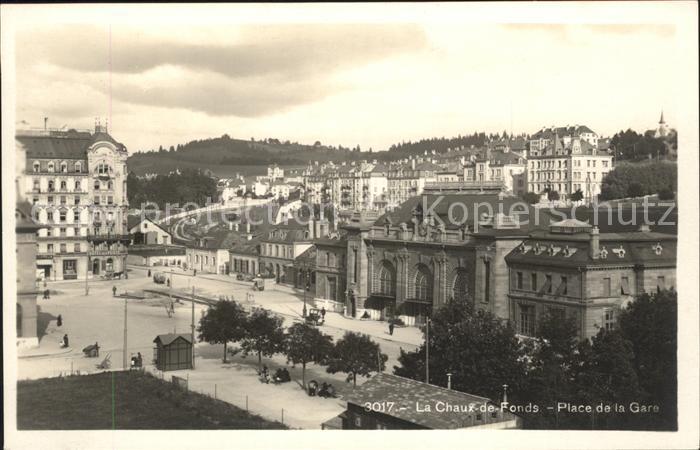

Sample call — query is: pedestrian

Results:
[112,285,117,297]
[61,334,69,348]
[95,342,100,357]
[44,289,50,300]
[148,269,152,277]
[57,314,63,327]
[166,278,170,287]
[193,269,197,277]
[389,322,395,336]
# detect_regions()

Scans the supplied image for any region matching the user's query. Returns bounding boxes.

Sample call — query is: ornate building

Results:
[313,194,549,326]
[18,124,129,280]
[505,219,676,339]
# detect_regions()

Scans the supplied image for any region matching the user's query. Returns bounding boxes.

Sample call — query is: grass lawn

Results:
[17,370,287,429]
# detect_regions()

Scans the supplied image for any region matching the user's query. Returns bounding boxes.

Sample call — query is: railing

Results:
[87,233,130,242]
[423,180,505,191]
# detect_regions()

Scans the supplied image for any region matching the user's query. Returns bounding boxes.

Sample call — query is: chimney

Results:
[638,224,651,232]
[308,217,315,239]
[589,226,600,259]
[411,158,416,170]
[315,219,321,239]
[246,222,251,234]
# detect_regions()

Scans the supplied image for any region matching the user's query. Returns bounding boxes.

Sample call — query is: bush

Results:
[627,182,644,198]
[658,187,675,200]
[522,192,540,204]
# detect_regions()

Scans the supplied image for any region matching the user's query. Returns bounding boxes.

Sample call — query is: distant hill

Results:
[127,134,370,175]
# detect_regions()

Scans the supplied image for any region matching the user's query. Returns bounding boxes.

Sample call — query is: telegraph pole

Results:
[123,296,128,369]
[191,285,195,369]
[425,318,430,384]
[85,256,90,296]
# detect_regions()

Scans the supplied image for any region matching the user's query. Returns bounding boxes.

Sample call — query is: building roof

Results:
[17,129,127,159]
[127,215,170,235]
[154,333,192,346]
[229,239,260,256]
[375,193,556,234]
[505,228,677,268]
[127,244,186,257]
[344,373,498,429]
[260,224,311,243]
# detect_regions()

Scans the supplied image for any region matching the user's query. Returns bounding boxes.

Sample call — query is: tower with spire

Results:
[655,110,669,138]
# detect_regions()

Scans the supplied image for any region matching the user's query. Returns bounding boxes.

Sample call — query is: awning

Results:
[365,295,395,310]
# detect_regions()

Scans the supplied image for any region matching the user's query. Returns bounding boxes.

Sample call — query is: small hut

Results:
[153,334,193,371]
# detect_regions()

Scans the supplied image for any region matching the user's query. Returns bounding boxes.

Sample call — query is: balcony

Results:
[423,180,505,193]
[87,233,130,243]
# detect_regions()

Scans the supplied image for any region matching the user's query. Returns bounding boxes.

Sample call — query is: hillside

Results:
[127,134,369,175]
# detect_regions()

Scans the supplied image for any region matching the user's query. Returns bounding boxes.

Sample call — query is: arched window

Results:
[106,258,114,272]
[452,269,469,302]
[75,180,81,191]
[74,161,82,172]
[60,162,68,173]
[47,162,55,173]
[378,261,396,296]
[97,163,111,175]
[48,180,55,191]
[33,162,40,173]
[60,180,67,190]
[94,180,101,190]
[413,264,432,301]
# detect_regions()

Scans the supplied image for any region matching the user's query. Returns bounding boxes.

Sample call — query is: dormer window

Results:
[74,161,82,172]
[47,162,55,173]
[652,243,663,255]
[33,162,40,173]
[600,246,608,259]
[60,162,68,173]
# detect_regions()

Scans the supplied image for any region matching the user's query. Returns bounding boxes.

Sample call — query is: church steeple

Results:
[659,110,665,124]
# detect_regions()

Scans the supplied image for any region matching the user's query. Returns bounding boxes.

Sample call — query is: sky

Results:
[8,4,688,154]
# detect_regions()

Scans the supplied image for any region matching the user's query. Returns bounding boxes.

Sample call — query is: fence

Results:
[148,366,291,427]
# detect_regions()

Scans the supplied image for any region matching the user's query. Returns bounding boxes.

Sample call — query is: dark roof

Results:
[375,193,556,233]
[344,374,499,429]
[229,239,260,256]
[506,230,676,268]
[18,129,127,159]
[294,246,316,265]
[261,225,311,243]
[128,245,186,257]
[154,333,192,346]
[18,134,92,159]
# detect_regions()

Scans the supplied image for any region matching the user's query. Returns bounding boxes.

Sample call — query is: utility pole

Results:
[425,318,430,384]
[123,296,128,369]
[85,256,90,296]
[191,285,195,369]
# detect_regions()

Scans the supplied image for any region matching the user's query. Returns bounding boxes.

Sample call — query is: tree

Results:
[627,182,644,198]
[522,191,540,205]
[570,189,584,202]
[240,308,285,371]
[284,323,334,389]
[327,332,387,387]
[658,187,675,200]
[394,299,527,401]
[617,290,677,430]
[197,300,248,363]
[547,190,560,201]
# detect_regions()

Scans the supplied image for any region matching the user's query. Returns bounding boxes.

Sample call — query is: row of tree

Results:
[394,290,677,430]
[610,129,677,161]
[599,161,676,201]
[127,169,218,209]
[197,301,387,389]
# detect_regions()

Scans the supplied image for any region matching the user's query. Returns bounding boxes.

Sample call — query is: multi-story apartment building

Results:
[527,130,613,202]
[18,125,129,280]
[530,125,599,151]
[386,159,439,210]
[505,219,676,339]
[461,150,527,196]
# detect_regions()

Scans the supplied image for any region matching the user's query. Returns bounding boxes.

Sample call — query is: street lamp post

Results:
[85,255,90,296]
[302,264,308,318]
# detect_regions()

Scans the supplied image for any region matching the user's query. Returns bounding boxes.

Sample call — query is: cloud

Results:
[16,24,427,117]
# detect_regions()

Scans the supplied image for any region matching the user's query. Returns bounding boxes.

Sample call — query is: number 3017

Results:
[363,402,394,412]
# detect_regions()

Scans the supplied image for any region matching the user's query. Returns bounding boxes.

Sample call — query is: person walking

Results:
[389,322,395,336]
[57,314,63,327]
[43,289,50,300]
[148,269,152,277]
[112,285,117,297]
[320,307,326,320]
